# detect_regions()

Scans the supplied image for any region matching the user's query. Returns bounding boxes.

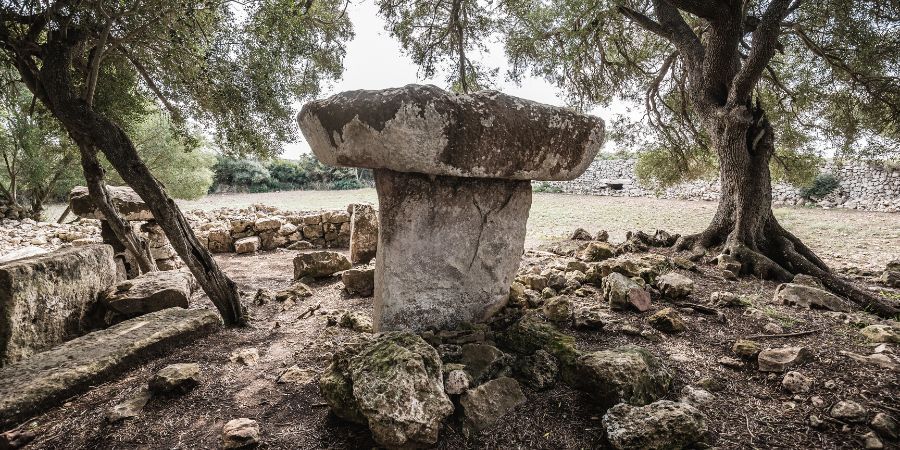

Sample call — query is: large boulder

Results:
[293,251,351,279]
[299,85,603,332]
[319,332,454,448]
[573,346,672,408]
[101,270,194,317]
[348,203,378,264]
[655,273,694,299]
[774,283,851,312]
[1,244,118,365]
[342,267,375,297]
[603,400,708,450]
[69,186,153,221]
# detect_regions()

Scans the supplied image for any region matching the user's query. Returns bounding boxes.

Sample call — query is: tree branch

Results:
[665,0,723,19]
[728,0,790,106]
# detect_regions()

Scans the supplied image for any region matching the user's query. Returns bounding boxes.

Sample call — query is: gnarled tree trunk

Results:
[676,102,898,318]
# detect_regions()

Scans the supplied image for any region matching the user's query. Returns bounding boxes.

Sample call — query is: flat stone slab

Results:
[101,270,195,317]
[298,84,604,181]
[0,307,220,427]
[69,185,153,221]
[1,244,119,365]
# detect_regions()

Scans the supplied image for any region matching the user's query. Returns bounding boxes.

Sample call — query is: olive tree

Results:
[0,0,353,324]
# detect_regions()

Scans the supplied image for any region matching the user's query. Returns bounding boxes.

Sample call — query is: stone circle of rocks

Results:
[299,84,604,331]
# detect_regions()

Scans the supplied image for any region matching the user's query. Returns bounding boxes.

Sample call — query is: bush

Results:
[800,173,840,199]
[211,154,366,193]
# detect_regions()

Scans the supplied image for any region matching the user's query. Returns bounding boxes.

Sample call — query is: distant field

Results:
[171,189,900,271]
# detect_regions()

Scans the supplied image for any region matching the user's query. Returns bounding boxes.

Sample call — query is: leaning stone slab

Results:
[0,307,220,427]
[348,203,378,264]
[299,85,603,331]
[69,185,153,221]
[1,244,118,365]
[774,283,850,312]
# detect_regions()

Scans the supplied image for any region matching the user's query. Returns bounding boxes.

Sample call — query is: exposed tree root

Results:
[676,224,899,319]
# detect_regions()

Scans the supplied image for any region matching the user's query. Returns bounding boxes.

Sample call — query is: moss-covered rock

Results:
[573,345,672,408]
[603,400,708,450]
[319,332,453,448]
[496,312,580,380]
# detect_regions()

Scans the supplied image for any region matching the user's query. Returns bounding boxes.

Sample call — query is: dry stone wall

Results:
[538,159,900,212]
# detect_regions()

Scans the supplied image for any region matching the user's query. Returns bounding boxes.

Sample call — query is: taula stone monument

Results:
[299,84,603,331]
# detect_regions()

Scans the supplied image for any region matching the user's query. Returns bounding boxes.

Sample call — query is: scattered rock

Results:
[234,236,260,254]
[574,345,672,408]
[679,385,714,407]
[341,267,375,297]
[782,371,812,394]
[758,347,811,372]
[275,282,313,301]
[792,273,823,288]
[775,283,850,312]
[107,388,152,422]
[763,322,784,334]
[460,343,511,384]
[69,185,153,221]
[230,348,260,366]
[222,418,260,449]
[717,356,744,369]
[277,365,316,384]
[655,273,694,299]
[319,332,454,448]
[496,313,580,375]
[648,308,686,334]
[339,311,373,333]
[543,296,573,322]
[148,363,201,394]
[863,431,884,449]
[515,349,559,390]
[459,377,525,435]
[830,400,867,422]
[716,254,742,274]
[292,251,351,279]
[711,291,747,307]
[578,241,616,262]
[573,306,606,330]
[570,228,593,241]
[602,400,708,450]
[603,272,651,312]
[870,412,898,440]
[445,369,471,395]
[732,339,761,359]
[595,230,609,242]
[860,324,900,344]
[348,204,378,264]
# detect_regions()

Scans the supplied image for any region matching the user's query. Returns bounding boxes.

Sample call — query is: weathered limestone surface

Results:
[374,170,532,331]
[0,244,118,365]
[298,84,604,181]
[0,307,220,427]
[348,203,378,264]
[101,270,195,317]
[69,186,153,221]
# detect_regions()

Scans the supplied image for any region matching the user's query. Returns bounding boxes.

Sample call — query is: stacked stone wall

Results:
[539,159,900,212]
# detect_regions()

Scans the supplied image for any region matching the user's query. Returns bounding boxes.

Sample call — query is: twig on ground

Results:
[745,328,824,339]
[298,303,321,319]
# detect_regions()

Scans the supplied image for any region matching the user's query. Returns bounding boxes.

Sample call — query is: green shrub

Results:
[800,173,840,199]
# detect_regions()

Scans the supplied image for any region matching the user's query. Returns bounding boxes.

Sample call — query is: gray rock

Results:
[515,349,559,390]
[570,228,593,241]
[573,306,607,330]
[782,371,812,394]
[444,369,471,395]
[543,296,574,322]
[341,267,375,297]
[148,363,201,394]
[459,377,525,434]
[880,270,900,288]
[460,343,511,384]
[870,412,898,440]
[277,365,316,384]
[298,84,604,181]
[648,308,687,333]
[732,339,762,359]
[0,246,48,264]
[578,241,616,262]
[775,283,850,312]
[234,236,260,254]
[831,400,867,422]
[758,346,812,372]
[222,418,260,449]
[338,311,373,333]
[602,400,707,450]
[679,386,714,407]
[319,332,454,448]
[0,308,220,427]
[603,272,651,312]
[69,185,153,221]
[655,272,694,299]
[573,345,672,408]
[101,270,194,317]
[107,388,152,422]
[348,203,378,264]
[292,251,351,279]
[372,170,531,331]
[1,244,118,364]
[229,348,260,366]
[859,325,900,344]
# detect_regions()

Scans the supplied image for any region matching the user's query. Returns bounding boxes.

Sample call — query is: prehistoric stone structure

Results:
[299,84,603,331]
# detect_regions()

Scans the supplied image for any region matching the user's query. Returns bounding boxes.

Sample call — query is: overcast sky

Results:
[284,1,631,159]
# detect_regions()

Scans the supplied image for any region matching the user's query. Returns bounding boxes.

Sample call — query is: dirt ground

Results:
[16,240,900,449]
